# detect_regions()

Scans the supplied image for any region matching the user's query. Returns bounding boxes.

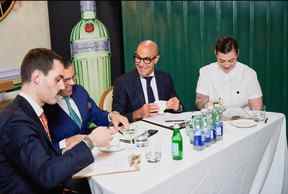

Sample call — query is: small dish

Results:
[230,119,258,128]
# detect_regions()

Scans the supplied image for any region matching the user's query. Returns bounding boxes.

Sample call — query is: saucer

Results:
[230,119,258,128]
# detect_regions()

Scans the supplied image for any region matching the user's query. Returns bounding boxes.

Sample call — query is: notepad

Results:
[73,148,140,178]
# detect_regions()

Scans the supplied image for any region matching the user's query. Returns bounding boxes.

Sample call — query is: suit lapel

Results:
[133,70,146,105]
[71,88,84,129]
[15,96,57,152]
[154,70,164,100]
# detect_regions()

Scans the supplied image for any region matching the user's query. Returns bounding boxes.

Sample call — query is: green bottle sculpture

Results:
[70,1,111,104]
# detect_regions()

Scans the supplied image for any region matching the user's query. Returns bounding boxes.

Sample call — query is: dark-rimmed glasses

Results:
[134,54,157,65]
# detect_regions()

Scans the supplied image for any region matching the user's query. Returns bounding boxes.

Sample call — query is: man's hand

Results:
[64,134,87,152]
[167,97,180,111]
[109,111,129,132]
[132,103,159,121]
[88,127,113,147]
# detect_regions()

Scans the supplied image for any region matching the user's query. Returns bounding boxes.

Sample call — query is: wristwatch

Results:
[108,111,120,122]
[82,136,94,150]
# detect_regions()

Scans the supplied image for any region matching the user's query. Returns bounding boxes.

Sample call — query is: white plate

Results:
[230,119,258,128]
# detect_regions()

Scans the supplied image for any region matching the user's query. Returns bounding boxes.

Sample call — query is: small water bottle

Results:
[171,124,183,160]
[201,109,211,146]
[207,108,216,143]
[193,116,205,150]
[212,106,223,141]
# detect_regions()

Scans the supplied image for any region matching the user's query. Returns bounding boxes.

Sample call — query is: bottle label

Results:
[215,122,223,136]
[71,39,110,55]
[172,143,179,156]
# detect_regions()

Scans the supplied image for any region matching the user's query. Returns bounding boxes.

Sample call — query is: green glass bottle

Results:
[70,1,111,104]
[171,124,183,160]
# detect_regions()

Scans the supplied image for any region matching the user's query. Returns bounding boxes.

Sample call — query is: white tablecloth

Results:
[88,112,288,194]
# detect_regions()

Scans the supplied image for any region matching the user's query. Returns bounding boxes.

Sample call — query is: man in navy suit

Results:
[113,40,182,121]
[44,61,129,152]
[0,48,117,194]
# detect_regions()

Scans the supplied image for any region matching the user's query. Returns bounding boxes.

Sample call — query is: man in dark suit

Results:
[0,48,117,194]
[44,61,129,152]
[113,40,182,121]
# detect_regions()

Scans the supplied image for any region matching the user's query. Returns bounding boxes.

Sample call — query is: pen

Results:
[118,130,124,135]
[165,120,185,122]
[264,118,268,123]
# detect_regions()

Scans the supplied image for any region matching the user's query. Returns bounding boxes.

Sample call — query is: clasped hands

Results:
[133,97,180,120]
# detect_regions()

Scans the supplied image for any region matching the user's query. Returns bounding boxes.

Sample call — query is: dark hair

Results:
[63,59,73,69]
[20,48,64,83]
[215,36,239,54]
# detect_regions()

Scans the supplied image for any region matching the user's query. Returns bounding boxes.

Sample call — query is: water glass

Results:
[251,105,266,122]
[135,129,149,148]
[123,128,136,145]
[145,137,162,163]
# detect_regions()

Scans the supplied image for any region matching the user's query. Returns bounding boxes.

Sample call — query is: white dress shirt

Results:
[57,96,83,123]
[140,72,159,103]
[19,92,43,117]
[196,61,263,109]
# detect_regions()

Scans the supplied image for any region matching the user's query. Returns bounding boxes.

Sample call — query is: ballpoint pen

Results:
[165,120,185,122]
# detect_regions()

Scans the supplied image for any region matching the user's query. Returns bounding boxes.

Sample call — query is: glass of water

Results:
[145,136,161,163]
[135,129,149,148]
[123,128,136,145]
[250,105,266,122]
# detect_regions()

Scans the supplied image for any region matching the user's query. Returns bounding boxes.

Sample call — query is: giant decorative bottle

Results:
[70,1,111,104]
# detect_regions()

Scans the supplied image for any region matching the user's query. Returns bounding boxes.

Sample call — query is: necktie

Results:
[39,113,51,141]
[144,76,155,103]
[64,96,82,128]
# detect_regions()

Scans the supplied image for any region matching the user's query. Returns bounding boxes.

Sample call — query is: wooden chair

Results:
[0,80,14,110]
[99,87,113,112]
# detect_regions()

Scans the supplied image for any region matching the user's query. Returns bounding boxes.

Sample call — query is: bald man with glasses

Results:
[113,40,183,121]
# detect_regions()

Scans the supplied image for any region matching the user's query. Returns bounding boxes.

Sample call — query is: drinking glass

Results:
[135,129,149,148]
[145,135,162,163]
[250,105,266,122]
[123,128,136,145]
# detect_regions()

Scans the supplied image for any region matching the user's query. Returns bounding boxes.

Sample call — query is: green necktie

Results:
[64,96,82,128]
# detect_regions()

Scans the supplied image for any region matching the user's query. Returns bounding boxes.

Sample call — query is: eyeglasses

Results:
[134,54,157,65]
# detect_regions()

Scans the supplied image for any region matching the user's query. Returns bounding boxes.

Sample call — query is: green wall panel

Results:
[121,1,288,118]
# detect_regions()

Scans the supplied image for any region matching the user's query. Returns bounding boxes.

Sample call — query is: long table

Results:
[85,112,287,194]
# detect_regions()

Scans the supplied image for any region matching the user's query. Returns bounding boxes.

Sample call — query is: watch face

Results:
[0,0,15,22]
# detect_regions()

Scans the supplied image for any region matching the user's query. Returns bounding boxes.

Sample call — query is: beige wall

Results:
[0,1,51,70]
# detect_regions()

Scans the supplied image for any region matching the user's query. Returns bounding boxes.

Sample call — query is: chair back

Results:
[99,87,113,112]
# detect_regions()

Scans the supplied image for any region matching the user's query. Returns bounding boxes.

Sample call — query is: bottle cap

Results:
[80,1,96,13]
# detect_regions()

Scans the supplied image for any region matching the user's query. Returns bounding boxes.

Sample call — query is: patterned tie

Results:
[64,96,82,128]
[144,76,155,103]
[39,113,51,141]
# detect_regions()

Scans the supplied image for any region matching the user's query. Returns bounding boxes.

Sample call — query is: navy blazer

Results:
[44,85,109,149]
[112,69,182,121]
[0,95,93,194]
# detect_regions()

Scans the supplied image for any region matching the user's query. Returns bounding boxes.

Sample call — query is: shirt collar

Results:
[140,71,155,79]
[216,61,239,76]
[19,92,43,117]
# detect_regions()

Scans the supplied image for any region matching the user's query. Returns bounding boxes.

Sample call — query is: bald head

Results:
[136,40,159,56]
[134,40,160,77]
